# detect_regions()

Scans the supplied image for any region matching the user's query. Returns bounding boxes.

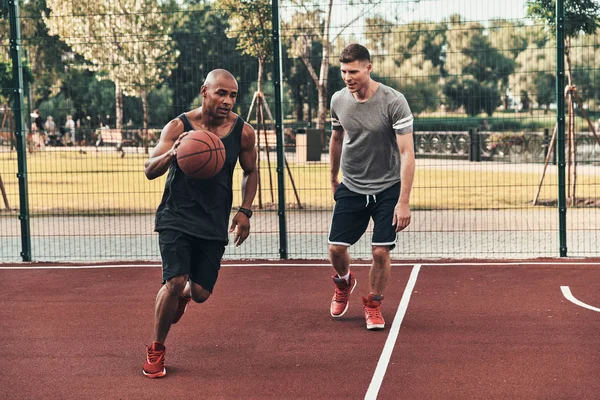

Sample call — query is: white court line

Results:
[1,261,600,270]
[561,286,600,313]
[0,264,160,270]
[365,264,422,400]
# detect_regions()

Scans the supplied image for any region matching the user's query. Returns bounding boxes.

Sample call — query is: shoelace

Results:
[333,287,351,302]
[147,348,165,363]
[365,306,382,319]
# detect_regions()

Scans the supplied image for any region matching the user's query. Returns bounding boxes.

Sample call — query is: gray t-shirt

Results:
[331,83,413,195]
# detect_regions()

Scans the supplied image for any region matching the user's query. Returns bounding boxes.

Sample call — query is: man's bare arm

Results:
[238,123,258,209]
[329,128,345,193]
[144,119,187,180]
[229,123,257,246]
[394,132,415,232]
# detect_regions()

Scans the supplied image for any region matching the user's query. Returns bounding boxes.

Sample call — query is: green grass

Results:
[0,150,598,215]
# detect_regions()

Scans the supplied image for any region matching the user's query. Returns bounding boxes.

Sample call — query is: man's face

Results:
[340,60,372,93]
[201,76,238,119]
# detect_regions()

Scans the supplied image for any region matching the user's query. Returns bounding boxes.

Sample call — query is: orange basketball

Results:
[176,130,226,179]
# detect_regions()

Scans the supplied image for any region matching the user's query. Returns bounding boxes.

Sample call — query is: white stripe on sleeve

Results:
[393,115,413,130]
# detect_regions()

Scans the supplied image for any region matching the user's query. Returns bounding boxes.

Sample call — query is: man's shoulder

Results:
[331,87,349,104]
[378,83,405,100]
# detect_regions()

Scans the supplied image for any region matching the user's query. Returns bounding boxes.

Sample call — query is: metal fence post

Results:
[468,128,481,162]
[556,0,567,257]
[8,0,32,261]
[271,0,288,259]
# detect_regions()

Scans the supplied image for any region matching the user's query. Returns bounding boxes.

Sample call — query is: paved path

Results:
[2,209,599,262]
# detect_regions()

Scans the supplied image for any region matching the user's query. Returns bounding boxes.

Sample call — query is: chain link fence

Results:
[1,0,599,262]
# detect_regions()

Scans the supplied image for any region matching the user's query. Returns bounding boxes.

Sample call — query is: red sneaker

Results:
[172,295,191,324]
[363,294,385,330]
[143,342,166,378]
[330,272,357,317]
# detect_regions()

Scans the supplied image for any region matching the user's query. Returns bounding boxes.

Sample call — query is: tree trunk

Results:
[565,40,575,205]
[257,58,264,94]
[316,0,334,140]
[115,82,123,130]
[142,90,149,155]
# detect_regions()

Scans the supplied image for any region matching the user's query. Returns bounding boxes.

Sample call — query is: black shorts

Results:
[328,182,400,249]
[158,230,226,293]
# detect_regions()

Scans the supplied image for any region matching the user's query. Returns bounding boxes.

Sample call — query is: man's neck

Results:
[353,79,379,102]
[192,107,233,130]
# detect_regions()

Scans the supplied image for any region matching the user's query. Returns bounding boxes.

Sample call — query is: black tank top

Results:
[154,113,244,244]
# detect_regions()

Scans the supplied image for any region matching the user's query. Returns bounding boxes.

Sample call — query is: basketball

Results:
[176,130,226,179]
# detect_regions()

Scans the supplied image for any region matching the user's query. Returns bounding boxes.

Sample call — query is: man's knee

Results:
[372,246,390,263]
[329,244,348,260]
[189,282,211,303]
[164,274,188,296]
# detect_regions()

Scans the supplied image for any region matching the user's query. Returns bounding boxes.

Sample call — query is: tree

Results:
[528,0,600,204]
[43,0,177,146]
[166,2,255,116]
[0,4,34,135]
[283,0,391,132]
[443,15,515,116]
[508,29,555,113]
[364,18,446,114]
[217,0,272,95]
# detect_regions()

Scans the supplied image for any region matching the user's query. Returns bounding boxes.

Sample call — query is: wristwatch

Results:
[238,207,253,218]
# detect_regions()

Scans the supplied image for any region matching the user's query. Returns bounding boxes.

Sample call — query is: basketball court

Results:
[2,259,599,399]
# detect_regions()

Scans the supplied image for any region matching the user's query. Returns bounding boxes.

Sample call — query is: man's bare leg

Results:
[153,274,188,343]
[369,246,391,295]
[329,244,350,277]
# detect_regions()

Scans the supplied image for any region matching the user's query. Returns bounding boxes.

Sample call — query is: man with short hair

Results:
[142,69,258,378]
[328,43,415,330]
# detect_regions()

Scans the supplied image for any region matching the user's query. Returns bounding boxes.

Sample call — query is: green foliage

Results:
[147,86,174,127]
[21,0,73,107]
[527,0,600,38]
[462,34,516,87]
[37,93,75,127]
[375,72,440,115]
[444,79,502,117]
[534,72,556,109]
[284,41,343,122]
[520,90,531,111]
[216,0,272,62]
[167,2,256,116]
[0,61,33,105]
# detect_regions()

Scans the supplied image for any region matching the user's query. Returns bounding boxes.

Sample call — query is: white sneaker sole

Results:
[143,367,166,378]
[366,323,385,330]
[330,278,357,318]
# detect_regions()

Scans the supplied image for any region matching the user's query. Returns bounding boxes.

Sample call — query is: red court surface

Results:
[1,260,599,399]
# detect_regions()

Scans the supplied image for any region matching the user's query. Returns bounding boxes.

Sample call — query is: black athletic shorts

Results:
[158,230,226,293]
[328,182,400,249]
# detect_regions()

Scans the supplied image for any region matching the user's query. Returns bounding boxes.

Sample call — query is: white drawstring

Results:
[365,195,377,207]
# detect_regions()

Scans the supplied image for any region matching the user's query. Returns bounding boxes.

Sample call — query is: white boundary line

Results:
[560,286,600,313]
[1,261,600,270]
[364,264,422,400]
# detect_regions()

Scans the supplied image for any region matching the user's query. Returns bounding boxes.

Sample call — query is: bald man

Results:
[142,69,258,378]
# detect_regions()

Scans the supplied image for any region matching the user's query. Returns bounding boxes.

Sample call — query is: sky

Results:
[405,0,528,23]
[326,0,531,38]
